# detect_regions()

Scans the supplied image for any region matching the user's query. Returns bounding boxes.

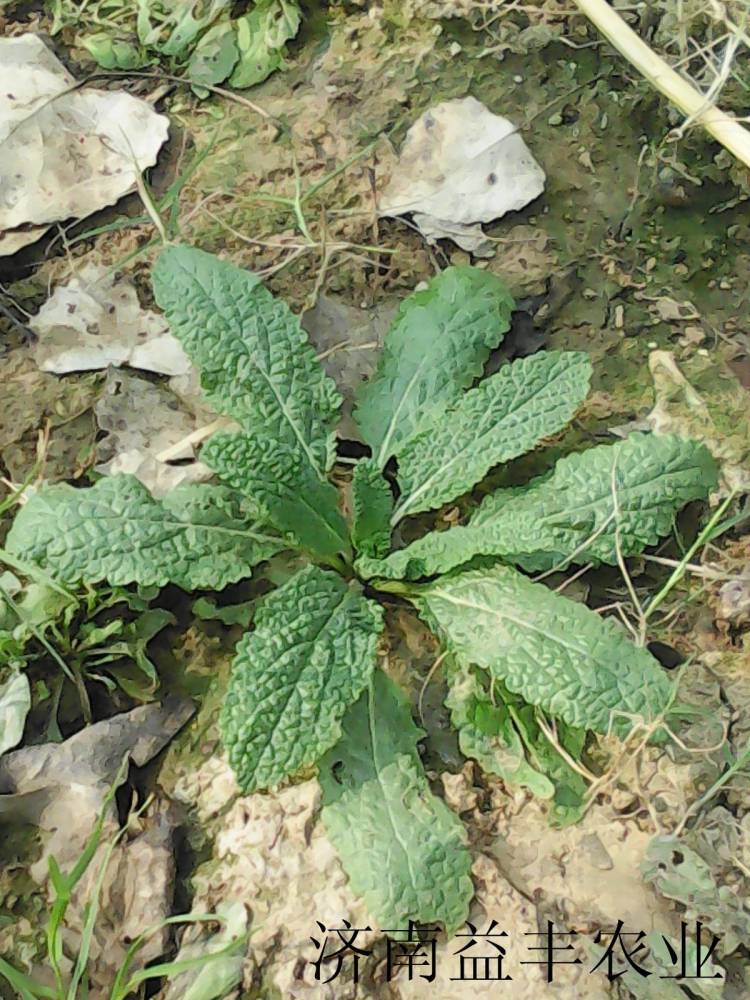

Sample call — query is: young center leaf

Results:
[6,476,284,589]
[220,565,383,793]
[415,565,673,738]
[202,432,350,563]
[354,267,514,466]
[153,246,349,560]
[350,457,394,559]
[359,434,719,581]
[320,670,473,932]
[392,351,592,522]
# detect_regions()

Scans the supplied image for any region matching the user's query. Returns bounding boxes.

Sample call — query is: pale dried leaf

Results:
[94,370,212,497]
[31,264,191,376]
[379,97,545,250]
[0,35,169,254]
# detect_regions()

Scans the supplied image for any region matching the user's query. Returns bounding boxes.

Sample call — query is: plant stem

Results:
[573,0,750,168]
[673,739,750,837]
[644,491,736,622]
[370,578,415,596]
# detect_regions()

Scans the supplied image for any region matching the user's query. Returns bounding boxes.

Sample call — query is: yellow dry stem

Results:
[573,0,750,170]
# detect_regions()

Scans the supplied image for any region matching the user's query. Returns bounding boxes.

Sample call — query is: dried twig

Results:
[573,0,750,167]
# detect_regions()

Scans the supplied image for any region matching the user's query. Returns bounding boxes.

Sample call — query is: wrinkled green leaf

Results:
[416,565,672,738]
[0,573,73,636]
[351,458,394,559]
[230,0,301,89]
[320,670,473,931]
[446,666,554,799]
[82,608,174,700]
[354,268,514,465]
[0,672,30,757]
[81,33,146,69]
[53,0,295,92]
[202,431,350,563]
[187,21,238,86]
[360,434,718,580]
[524,713,588,827]
[154,246,349,567]
[469,432,720,572]
[221,566,383,792]
[6,476,284,590]
[153,246,340,478]
[158,0,231,58]
[446,665,588,825]
[393,351,592,522]
[614,931,724,1000]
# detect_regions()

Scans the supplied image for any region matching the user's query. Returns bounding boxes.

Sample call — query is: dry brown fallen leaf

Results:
[66,800,178,996]
[94,369,213,498]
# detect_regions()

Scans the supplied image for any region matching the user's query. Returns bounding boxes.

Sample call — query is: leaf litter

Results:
[30,264,190,377]
[23,263,221,494]
[0,697,193,872]
[94,370,213,497]
[380,97,546,256]
[0,35,169,256]
[0,699,192,991]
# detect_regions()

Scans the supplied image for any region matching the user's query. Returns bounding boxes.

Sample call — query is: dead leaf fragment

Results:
[379,97,546,253]
[643,835,750,953]
[650,296,700,323]
[647,350,750,491]
[0,696,193,876]
[31,264,190,376]
[94,370,212,497]
[67,801,177,995]
[485,224,556,296]
[173,762,375,998]
[303,294,396,440]
[0,350,101,481]
[717,578,750,623]
[0,352,68,450]
[0,35,169,255]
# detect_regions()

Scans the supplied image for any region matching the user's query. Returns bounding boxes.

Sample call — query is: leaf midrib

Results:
[393,361,583,522]
[78,508,279,545]
[366,679,420,907]
[249,583,352,783]
[180,259,327,482]
[375,362,427,467]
